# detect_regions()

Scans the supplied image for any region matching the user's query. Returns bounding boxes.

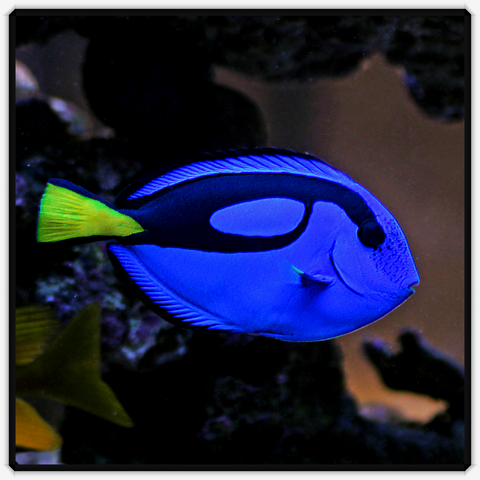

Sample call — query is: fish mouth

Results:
[329,249,363,297]
[408,280,420,295]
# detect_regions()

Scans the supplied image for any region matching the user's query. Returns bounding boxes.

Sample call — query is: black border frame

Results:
[10,8,471,472]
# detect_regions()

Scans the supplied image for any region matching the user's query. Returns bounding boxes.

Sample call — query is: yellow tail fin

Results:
[37,181,144,243]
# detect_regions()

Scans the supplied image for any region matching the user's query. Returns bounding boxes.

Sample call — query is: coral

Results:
[384,16,465,120]
[16,448,62,465]
[59,332,465,465]
[363,329,465,422]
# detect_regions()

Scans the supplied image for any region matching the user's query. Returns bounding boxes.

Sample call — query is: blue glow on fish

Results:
[41,148,420,342]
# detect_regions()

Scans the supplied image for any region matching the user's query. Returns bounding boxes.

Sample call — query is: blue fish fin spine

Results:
[37,179,144,244]
[292,265,333,290]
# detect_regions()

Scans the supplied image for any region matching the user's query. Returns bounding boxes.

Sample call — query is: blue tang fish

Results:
[37,148,419,342]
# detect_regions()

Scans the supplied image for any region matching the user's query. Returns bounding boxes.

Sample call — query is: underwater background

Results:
[14,14,466,466]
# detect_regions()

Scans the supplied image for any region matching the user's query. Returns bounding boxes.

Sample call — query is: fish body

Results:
[37,148,419,342]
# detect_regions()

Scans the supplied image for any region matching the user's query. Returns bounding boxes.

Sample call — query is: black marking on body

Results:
[121,173,379,253]
[115,147,339,208]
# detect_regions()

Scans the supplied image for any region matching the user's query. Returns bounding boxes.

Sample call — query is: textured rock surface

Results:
[15,13,467,120]
[59,333,464,465]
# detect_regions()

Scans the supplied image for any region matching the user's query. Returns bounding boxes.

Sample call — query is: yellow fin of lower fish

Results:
[16,306,60,366]
[16,302,134,428]
[37,182,144,242]
[15,398,62,451]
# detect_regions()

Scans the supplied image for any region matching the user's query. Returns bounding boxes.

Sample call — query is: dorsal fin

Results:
[115,148,355,208]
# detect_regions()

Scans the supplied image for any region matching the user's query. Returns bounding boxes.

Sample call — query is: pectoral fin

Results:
[292,265,333,290]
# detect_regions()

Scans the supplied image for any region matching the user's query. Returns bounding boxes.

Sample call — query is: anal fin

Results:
[107,243,243,333]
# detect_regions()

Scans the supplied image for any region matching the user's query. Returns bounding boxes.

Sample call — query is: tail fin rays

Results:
[16,305,60,366]
[37,182,144,243]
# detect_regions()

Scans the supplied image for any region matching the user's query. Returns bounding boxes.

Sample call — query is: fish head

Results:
[331,208,420,310]
[273,199,420,342]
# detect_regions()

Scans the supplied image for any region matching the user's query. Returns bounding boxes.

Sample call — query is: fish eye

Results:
[358,221,385,249]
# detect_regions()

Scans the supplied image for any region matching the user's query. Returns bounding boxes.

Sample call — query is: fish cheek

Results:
[331,228,380,296]
[332,228,400,303]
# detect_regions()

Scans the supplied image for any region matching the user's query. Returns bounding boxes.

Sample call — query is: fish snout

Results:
[405,265,420,295]
[395,265,420,300]
[408,279,420,295]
